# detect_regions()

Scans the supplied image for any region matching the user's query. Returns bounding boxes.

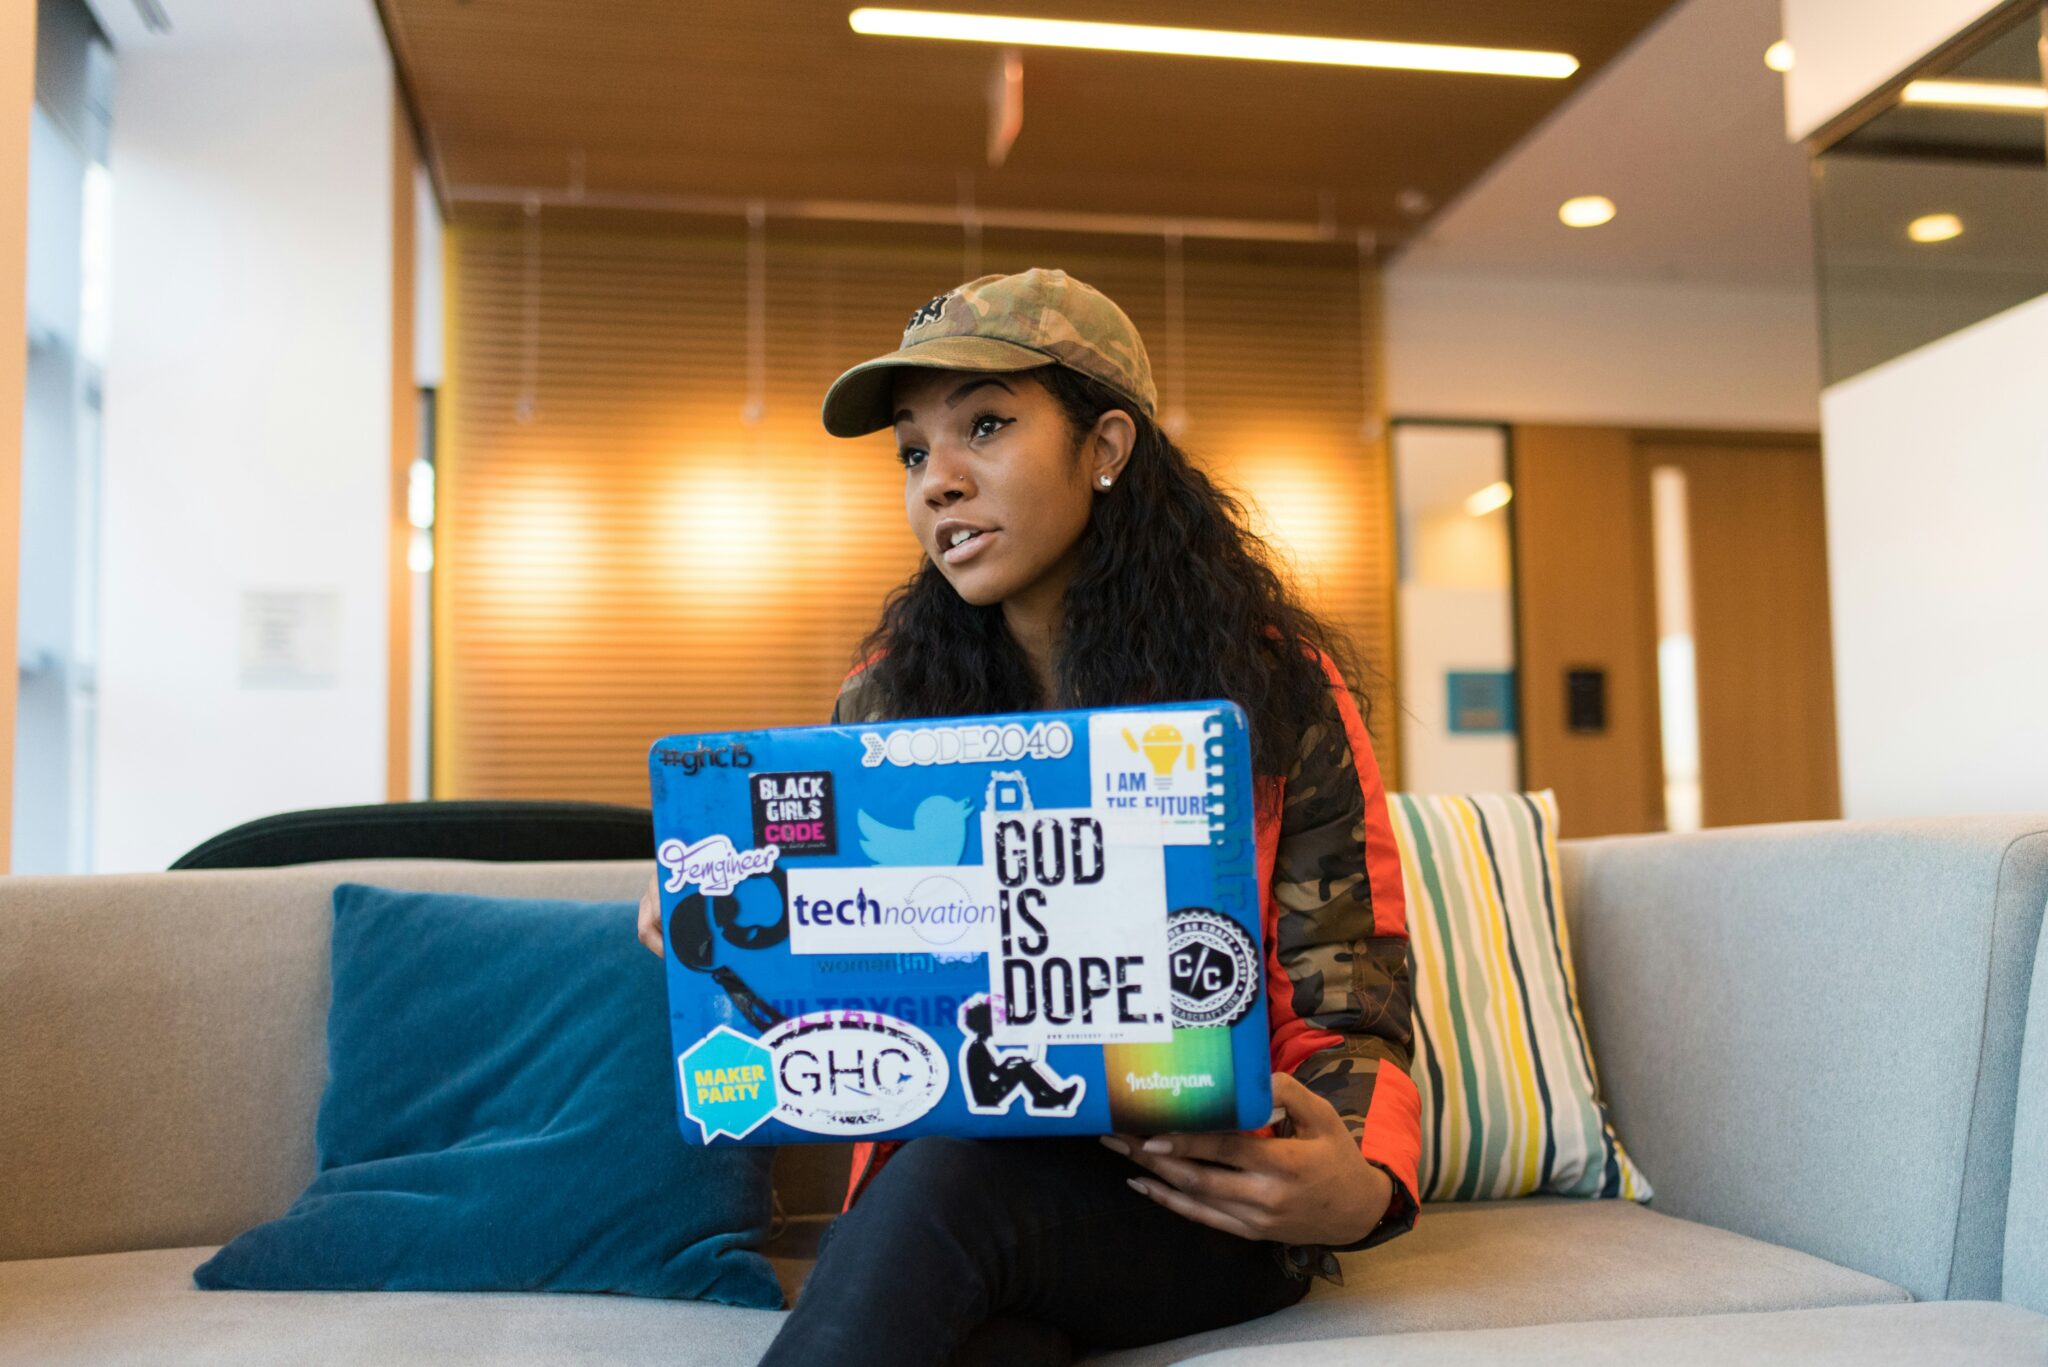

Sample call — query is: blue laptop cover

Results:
[649,699,1271,1146]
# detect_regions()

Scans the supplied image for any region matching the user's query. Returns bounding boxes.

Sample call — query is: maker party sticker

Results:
[679,1025,777,1142]
[1088,710,1217,845]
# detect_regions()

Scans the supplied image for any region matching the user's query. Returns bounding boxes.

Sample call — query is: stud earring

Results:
[1098,475,1112,487]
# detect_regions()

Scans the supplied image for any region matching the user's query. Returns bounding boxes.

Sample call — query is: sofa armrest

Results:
[0,859,653,1264]
[1557,814,2048,1302]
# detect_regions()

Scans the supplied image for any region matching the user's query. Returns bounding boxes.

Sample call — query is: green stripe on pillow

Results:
[1390,790,1651,1204]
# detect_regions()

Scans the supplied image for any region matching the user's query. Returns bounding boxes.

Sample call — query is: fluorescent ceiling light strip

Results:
[848,8,1579,79]
[1901,78,2048,111]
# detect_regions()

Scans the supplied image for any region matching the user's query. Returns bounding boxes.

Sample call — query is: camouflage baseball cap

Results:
[820,267,1158,438]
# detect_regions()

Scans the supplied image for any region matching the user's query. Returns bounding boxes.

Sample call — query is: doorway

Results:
[1510,425,1838,837]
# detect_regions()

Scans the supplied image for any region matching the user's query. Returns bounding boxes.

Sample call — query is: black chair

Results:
[168,800,655,870]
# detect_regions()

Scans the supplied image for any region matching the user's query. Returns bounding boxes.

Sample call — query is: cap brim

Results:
[819,336,1057,438]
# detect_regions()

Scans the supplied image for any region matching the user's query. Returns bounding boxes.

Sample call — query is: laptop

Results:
[649,699,1273,1146]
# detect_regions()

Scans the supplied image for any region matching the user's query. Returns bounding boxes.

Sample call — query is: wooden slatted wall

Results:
[436,220,1396,802]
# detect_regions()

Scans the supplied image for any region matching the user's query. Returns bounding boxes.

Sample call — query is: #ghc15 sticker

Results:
[860,719,1074,769]
[759,1009,950,1136]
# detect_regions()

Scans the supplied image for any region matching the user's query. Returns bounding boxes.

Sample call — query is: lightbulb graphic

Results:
[1123,723,1195,788]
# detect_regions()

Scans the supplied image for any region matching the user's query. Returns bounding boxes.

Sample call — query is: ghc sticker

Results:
[678,1026,777,1142]
[760,1009,950,1136]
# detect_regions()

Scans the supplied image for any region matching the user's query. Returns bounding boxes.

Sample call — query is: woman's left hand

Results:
[1103,1072,1394,1246]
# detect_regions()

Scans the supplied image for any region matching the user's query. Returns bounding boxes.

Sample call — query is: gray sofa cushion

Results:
[1560,816,2048,1301]
[0,1200,1906,1367]
[0,1245,783,1367]
[1081,1198,1907,1365]
[1182,1302,2048,1365]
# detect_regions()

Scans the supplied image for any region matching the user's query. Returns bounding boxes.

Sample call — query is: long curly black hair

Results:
[850,363,1377,781]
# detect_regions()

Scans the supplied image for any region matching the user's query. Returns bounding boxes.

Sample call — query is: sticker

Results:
[983,806,1173,1047]
[760,1009,950,1135]
[785,865,1001,955]
[678,1025,777,1142]
[859,719,1074,768]
[857,794,974,864]
[751,770,837,855]
[985,769,1034,814]
[654,739,755,775]
[658,833,781,897]
[956,994,1085,1117]
[1166,907,1260,1029]
[759,989,981,1034]
[668,865,788,967]
[1088,711,1218,845]
[1105,1028,1237,1131]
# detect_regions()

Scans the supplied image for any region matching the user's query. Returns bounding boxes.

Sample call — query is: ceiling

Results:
[1392,0,1816,286]
[375,0,1688,246]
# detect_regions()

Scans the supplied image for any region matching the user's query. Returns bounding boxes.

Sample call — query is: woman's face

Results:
[890,368,1129,608]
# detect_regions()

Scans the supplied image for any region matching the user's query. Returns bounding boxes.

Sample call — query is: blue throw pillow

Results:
[193,883,782,1306]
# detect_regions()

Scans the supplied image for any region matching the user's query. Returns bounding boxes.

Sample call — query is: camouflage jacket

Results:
[830,648,1422,1282]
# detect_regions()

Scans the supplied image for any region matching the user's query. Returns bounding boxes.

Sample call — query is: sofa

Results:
[3,812,2045,1364]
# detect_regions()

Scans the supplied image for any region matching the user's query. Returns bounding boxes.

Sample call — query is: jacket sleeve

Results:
[1269,655,1423,1265]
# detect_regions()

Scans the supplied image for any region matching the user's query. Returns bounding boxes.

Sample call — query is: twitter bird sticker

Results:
[857,795,974,865]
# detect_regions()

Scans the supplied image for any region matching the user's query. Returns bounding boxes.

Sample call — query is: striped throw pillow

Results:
[1388,790,1651,1203]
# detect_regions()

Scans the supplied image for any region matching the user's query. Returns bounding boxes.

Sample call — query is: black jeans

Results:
[758,1136,1314,1367]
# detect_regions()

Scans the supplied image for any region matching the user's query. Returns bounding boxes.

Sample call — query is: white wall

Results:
[1821,291,2048,820]
[95,50,395,870]
[414,163,442,390]
[1397,584,1519,794]
[1392,424,1519,795]
[1781,0,2008,141]
[1386,269,1822,430]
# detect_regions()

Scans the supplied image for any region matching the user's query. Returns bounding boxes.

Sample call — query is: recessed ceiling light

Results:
[1465,482,1513,518]
[1764,41,1794,73]
[1901,78,2048,112]
[1907,213,1964,244]
[847,8,1580,79]
[1559,195,1616,228]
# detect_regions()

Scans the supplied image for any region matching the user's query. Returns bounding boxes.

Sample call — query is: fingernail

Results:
[1142,1137,1172,1154]
[1099,1136,1129,1156]
[1126,1178,1148,1194]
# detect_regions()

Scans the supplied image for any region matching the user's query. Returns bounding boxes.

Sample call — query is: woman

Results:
[638,268,1420,1365]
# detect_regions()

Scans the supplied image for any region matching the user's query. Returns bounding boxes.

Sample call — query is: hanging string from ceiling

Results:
[1356,228,1383,444]
[958,172,982,281]
[515,192,541,424]
[743,199,767,425]
[1161,226,1188,439]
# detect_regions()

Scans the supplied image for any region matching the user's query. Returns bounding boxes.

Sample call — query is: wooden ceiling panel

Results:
[382,0,1682,242]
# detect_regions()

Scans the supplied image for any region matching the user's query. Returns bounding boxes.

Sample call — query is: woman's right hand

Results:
[637,871,664,957]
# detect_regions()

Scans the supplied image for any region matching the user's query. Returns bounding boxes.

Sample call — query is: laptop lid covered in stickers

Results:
[649,700,1271,1146]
